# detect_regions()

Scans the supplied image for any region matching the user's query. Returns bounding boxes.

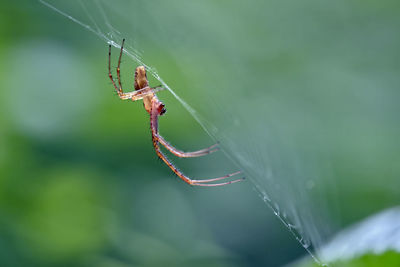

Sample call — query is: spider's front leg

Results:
[108,40,125,97]
[150,99,244,186]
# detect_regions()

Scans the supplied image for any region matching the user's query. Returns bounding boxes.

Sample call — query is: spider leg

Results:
[150,100,244,186]
[108,39,128,98]
[193,179,243,186]
[108,43,120,95]
[119,86,165,101]
[191,171,241,183]
[116,38,124,92]
[156,134,219,158]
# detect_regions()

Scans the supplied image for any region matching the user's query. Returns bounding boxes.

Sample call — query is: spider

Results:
[108,39,244,186]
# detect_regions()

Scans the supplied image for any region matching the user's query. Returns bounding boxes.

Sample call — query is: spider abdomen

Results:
[134,66,149,90]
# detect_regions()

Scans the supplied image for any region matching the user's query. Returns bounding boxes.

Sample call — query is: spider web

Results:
[38,0,340,265]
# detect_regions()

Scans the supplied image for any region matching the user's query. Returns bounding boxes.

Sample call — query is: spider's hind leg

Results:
[150,100,244,187]
[157,134,219,158]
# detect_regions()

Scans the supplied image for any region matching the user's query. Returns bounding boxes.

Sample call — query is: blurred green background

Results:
[1,0,399,266]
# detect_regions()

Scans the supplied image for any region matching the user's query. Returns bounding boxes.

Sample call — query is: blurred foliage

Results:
[0,0,399,267]
[298,251,400,267]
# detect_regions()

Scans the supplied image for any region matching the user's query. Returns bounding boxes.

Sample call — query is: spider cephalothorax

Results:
[108,39,243,186]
